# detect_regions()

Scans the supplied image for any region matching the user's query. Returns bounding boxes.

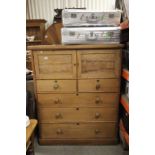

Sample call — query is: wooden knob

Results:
[95,97,100,104]
[53,83,59,89]
[45,35,48,38]
[54,99,59,104]
[56,128,63,134]
[55,113,61,118]
[95,129,100,134]
[96,83,100,90]
[95,112,100,118]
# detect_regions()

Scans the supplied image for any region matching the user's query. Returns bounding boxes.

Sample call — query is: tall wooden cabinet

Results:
[26,19,46,47]
[28,44,123,145]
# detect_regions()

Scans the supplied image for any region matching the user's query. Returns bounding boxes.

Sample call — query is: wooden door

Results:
[33,50,76,79]
[77,50,121,78]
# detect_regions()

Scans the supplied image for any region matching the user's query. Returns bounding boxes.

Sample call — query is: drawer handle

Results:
[96,83,101,90]
[56,128,63,134]
[55,113,62,118]
[54,99,61,104]
[95,129,100,134]
[53,83,59,89]
[95,97,100,104]
[95,112,101,118]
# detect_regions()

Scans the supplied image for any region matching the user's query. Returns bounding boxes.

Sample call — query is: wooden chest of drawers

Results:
[28,44,123,145]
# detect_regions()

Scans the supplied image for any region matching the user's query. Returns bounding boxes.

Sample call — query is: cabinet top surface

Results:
[27,44,124,51]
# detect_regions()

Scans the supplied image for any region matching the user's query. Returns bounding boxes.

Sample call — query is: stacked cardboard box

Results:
[61,9,122,44]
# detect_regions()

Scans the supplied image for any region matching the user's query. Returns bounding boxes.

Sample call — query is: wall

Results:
[27,0,116,27]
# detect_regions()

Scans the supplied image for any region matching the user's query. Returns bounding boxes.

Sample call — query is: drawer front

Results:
[33,50,77,79]
[38,107,117,123]
[39,122,117,139]
[77,50,121,79]
[37,93,119,107]
[79,79,120,92]
[36,80,76,93]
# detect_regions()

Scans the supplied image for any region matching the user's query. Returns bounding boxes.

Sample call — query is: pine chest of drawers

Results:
[28,44,123,145]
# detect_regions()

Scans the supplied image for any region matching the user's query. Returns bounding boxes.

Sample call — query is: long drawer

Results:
[36,80,76,93]
[38,107,117,123]
[39,122,117,139]
[78,79,120,92]
[37,93,119,107]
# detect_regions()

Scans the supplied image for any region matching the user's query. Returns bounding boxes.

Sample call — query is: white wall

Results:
[27,0,116,27]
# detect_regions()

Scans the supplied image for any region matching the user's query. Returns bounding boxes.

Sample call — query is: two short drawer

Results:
[36,80,76,93]
[38,107,117,123]
[36,79,120,93]
[39,122,117,139]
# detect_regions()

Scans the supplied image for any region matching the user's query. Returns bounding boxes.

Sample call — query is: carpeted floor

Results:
[34,139,129,155]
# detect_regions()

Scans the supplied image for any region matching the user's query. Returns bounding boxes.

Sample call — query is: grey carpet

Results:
[34,139,129,155]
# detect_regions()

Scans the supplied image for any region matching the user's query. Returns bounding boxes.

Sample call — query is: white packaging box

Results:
[61,27,121,44]
[62,9,122,27]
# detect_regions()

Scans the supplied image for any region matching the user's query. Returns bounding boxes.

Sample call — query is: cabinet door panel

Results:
[77,50,121,78]
[34,50,76,79]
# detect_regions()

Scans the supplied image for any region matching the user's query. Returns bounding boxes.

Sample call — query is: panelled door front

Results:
[77,50,121,79]
[33,50,77,79]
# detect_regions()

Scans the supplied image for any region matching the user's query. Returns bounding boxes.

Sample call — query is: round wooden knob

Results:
[76,107,79,110]
[55,113,61,118]
[96,83,100,90]
[95,112,100,118]
[53,83,59,89]
[95,97,100,104]
[95,129,100,134]
[56,128,63,134]
[45,35,48,38]
[54,99,59,104]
